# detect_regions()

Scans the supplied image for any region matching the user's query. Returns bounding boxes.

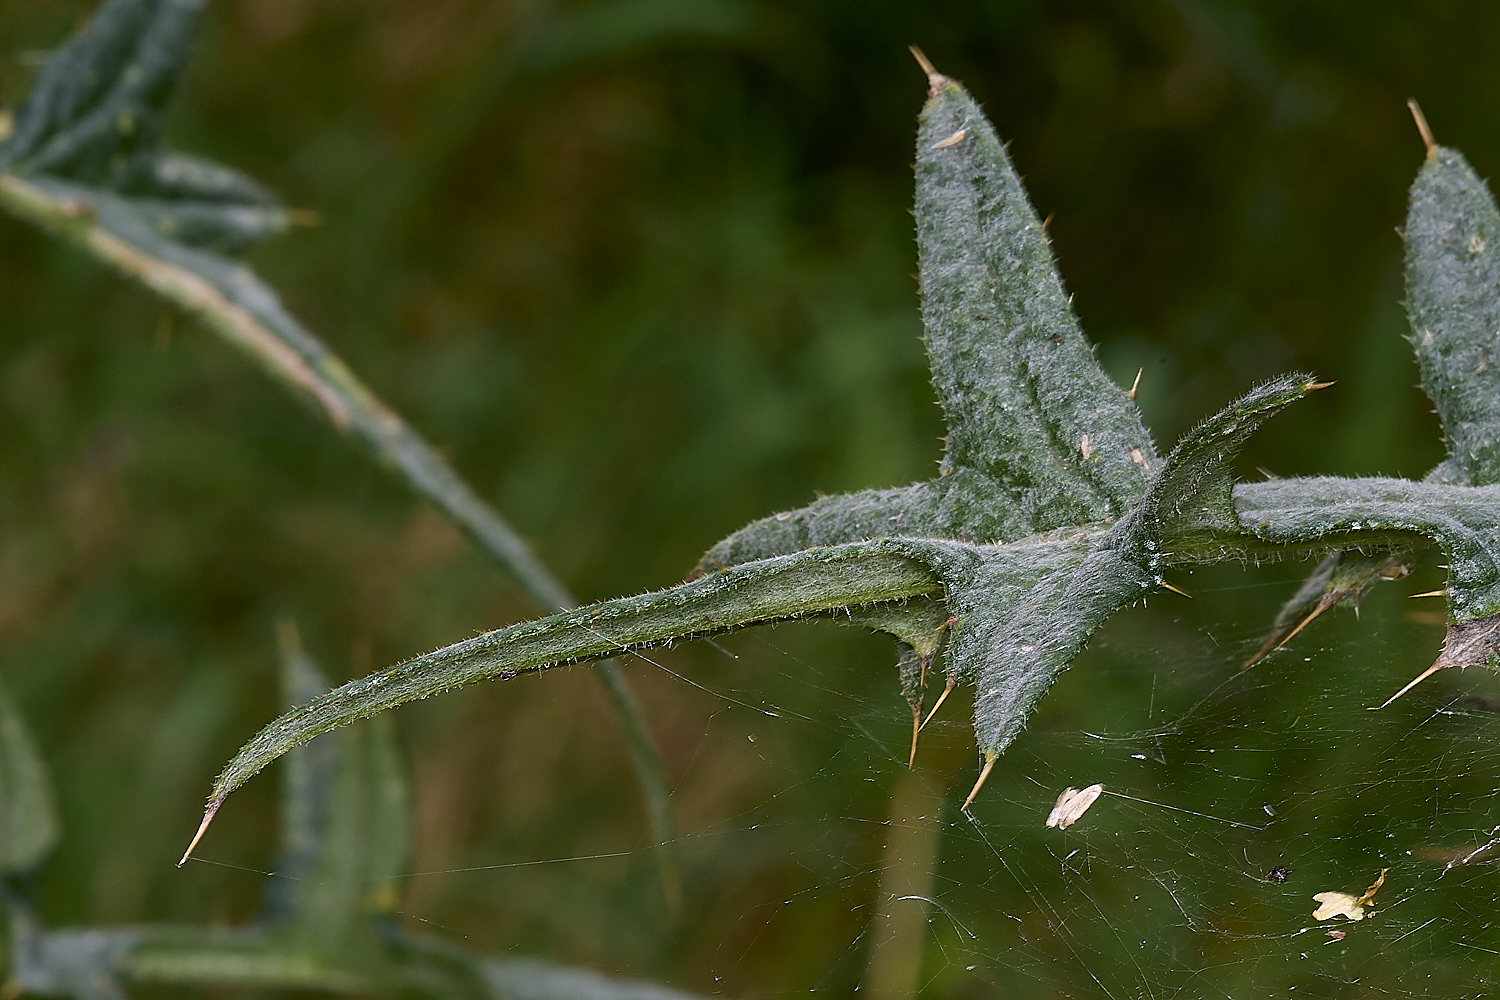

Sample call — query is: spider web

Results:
[189,551,1500,999]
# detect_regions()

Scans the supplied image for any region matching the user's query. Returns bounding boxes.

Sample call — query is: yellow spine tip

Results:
[908,710,921,770]
[178,798,223,867]
[1407,99,1438,159]
[908,46,949,96]
[962,756,998,811]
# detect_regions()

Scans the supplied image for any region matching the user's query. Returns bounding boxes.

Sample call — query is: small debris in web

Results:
[931,128,968,150]
[1312,868,1388,922]
[1325,929,1346,941]
[1046,784,1104,829]
[1266,866,1291,884]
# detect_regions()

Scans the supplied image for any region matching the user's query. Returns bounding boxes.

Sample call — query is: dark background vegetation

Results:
[2,1,1498,995]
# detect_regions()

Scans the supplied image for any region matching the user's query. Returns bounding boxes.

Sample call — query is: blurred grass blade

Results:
[1405,141,1500,486]
[480,957,714,1000]
[291,713,409,948]
[9,916,139,1000]
[0,683,60,875]
[914,61,1157,525]
[265,622,410,943]
[12,922,380,997]
[0,0,676,865]
[264,619,338,922]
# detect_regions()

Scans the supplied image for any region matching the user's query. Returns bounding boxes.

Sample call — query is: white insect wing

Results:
[1046,783,1105,829]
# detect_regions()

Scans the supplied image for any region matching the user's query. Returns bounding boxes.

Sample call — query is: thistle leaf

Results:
[0,0,295,253]
[915,71,1157,527]
[1125,373,1319,554]
[943,540,1149,759]
[187,542,939,845]
[1235,477,1500,622]
[1405,145,1500,485]
[0,683,60,875]
[698,473,1032,569]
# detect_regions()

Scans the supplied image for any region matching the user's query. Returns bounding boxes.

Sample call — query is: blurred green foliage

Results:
[2,1,1499,996]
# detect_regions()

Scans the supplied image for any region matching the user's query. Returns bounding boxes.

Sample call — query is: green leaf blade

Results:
[196,542,940,832]
[946,541,1149,758]
[0,684,60,875]
[1127,373,1317,555]
[915,73,1157,527]
[1405,145,1500,485]
[1234,477,1500,622]
[4,0,205,185]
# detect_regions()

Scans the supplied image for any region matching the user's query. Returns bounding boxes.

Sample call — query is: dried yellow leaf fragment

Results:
[930,128,968,150]
[1312,867,1389,922]
[1046,783,1104,829]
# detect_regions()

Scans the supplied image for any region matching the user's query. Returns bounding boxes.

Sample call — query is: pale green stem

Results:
[195,543,940,831]
[0,171,675,860]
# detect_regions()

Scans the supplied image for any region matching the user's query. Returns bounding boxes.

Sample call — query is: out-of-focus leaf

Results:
[0,0,294,253]
[0,684,59,875]
[0,0,678,858]
[9,919,379,998]
[1245,550,1412,667]
[262,622,410,946]
[9,923,135,1000]
[479,958,712,1000]
[262,621,338,923]
[293,715,409,945]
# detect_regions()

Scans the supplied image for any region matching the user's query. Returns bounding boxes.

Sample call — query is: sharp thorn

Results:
[1128,367,1143,401]
[1244,597,1334,669]
[1409,589,1448,599]
[1275,600,1332,650]
[908,709,921,770]
[908,46,948,95]
[1408,99,1438,158]
[1305,380,1337,392]
[1160,581,1192,599]
[920,676,956,731]
[961,756,997,812]
[178,798,223,867]
[1372,660,1447,710]
[1242,641,1275,669]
